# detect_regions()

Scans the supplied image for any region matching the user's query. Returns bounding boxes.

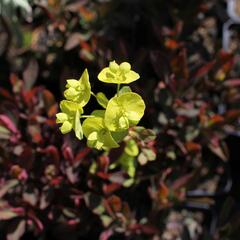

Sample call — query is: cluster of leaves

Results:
[1,0,240,240]
[0,0,100,96]
[0,73,156,239]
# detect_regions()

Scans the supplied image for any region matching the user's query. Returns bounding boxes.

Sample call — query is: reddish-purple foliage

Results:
[1,1,240,240]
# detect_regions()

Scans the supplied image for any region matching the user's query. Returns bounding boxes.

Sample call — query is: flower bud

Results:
[109,61,119,73]
[120,62,131,73]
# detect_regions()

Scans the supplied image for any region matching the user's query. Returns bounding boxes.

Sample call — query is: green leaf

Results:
[138,152,148,165]
[89,161,97,174]
[82,117,119,150]
[82,117,103,137]
[91,110,105,118]
[64,69,91,107]
[137,127,156,141]
[78,69,91,106]
[100,131,119,150]
[119,86,132,95]
[123,178,135,187]
[96,92,109,109]
[23,30,32,48]
[138,148,156,165]
[119,153,136,177]
[104,92,145,131]
[142,148,156,161]
[101,215,113,227]
[125,139,139,157]
[111,130,128,143]
[74,110,83,140]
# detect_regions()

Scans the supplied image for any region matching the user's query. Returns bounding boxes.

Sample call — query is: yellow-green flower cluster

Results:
[56,61,145,150]
[56,70,90,140]
[98,61,140,84]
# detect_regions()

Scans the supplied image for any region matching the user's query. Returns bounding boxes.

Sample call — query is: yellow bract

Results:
[64,69,91,107]
[104,92,146,132]
[98,61,140,84]
[82,116,119,150]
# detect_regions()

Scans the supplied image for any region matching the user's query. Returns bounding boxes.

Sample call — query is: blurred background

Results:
[1,0,240,239]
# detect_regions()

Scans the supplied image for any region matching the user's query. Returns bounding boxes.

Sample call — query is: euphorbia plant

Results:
[56,61,146,150]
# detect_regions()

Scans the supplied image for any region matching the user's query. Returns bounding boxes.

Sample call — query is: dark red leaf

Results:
[192,61,215,79]
[165,39,180,50]
[97,172,109,180]
[107,195,122,212]
[140,224,159,235]
[172,173,194,190]
[62,146,74,162]
[42,89,56,117]
[28,210,44,232]
[74,147,91,163]
[103,183,121,195]
[42,145,60,165]
[225,110,240,120]
[158,182,169,199]
[208,115,225,126]
[185,142,202,152]
[0,87,14,101]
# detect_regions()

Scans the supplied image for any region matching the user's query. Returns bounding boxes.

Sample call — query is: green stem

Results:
[117,84,121,97]
[91,91,97,98]
[80,115,95,118]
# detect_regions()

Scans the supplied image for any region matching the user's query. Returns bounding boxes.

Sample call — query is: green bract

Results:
[98,61,140,84]
[96,92,108,109]
[64,69,91,107]
[104,92,145,132]
[56,112,72,134]
[74,109,83,140]
[82,117,119,150]
[56,61,145,151]
[60,100,83,115]
[56,100,83,139]
[124,139,139,157]
[118,86,132,95]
